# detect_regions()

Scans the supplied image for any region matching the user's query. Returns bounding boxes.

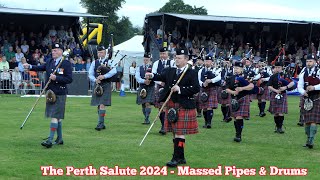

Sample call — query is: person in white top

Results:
[12,67,22,93]
[0,67,11,94]
[129,61,137,91]
[20,40,29,54]
[15,48,24,62]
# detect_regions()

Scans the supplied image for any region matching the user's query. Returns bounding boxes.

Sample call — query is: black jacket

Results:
[31,57,73,95]
[153,67,200,109]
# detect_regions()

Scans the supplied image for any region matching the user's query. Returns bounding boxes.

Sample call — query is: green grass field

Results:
[0,93,319,179]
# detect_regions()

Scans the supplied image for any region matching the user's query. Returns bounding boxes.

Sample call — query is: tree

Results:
[58,8,64,12]
[81,0,137,45]
[158,0,207,15]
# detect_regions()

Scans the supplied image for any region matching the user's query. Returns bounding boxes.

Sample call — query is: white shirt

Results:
[21,45,29,53]
[298,66,320,95]
[152,59,176,85]
[198,66,222,87]
[15,53,24,62]
[129,66,136,75]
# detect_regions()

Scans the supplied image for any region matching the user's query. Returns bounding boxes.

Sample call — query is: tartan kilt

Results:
[194,92,201,108]
[301,98,320,124]
[299,96,304,107]
[154,85,164,108]
[231,95,250,118]
[268,92,288,114]
[45,95,66,119]
[136,85,155,105]
[256,85,270,101]
[91,83,112,106]
[218,87,231,105]
[164,100,198,135]
[199,86,219,109]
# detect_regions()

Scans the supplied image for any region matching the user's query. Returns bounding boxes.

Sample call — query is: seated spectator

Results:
[18,57,27,72]
[67,27,74,42]
[0,67,11,94]
[15,48,24,62]
[9,57,18,69]
[21,40,29,54]
[74,56,84,71]
[39,41,48,55]
[73,44,82,57]
[5,46,15,61]
[13,40,20,52]
[0,56,9,71]
[21,68,35,94]
[12,67,22,93]
[29,40,37,54]
[48,25,57,43]
[3,39,10,54]
[69,37,76,50]
[57,25,67,41]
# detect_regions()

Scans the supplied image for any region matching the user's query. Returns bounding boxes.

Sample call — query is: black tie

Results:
[176,69,181,75]
[309,68,312,76]
[162,61,165,67]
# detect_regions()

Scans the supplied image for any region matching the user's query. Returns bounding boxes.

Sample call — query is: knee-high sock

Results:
[207,110,213,125]
[261,102,266,113]
[145,108,151,122]
[309,124,318,145]
[48,122,58,142]
[175,138,185,160]
[98,110,106,124]
[221,106,227,119]
[258,102,262,113]
[159,111,165,127]
[203,110,207,123]
[57,121,62,140]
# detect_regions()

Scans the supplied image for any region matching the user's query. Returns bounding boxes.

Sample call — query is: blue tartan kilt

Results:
[136,85,155,105]
[45,95,66,119]
[91,83,112,106]
[268,92,288,114]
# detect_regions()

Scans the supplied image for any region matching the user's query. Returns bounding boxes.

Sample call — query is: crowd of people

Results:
[0,24,93,94]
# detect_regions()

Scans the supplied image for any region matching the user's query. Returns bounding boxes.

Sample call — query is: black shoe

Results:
[244,118,250,120]
[142,121,150,125]
[303,144,314,149]
[259,112,266,117]
[166,158,187,167]
[233,137,242,142]
[202,124,207,128]
[297,122,303,126]
[41,140,53,148]
[225,117,232,123]
[206,124,212,129]
[197,114,202,118]
[95,124,106,131]
[54,137,64,145]
[159,129,166,135]
[276,128,285,134]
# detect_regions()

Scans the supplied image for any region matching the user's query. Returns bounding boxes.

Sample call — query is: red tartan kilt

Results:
[199,86,219,109]
[231,95,251,118]
[154,85,164,108]
[257,86,270,101]
[301,98,320,124]
[164,100,198,135]
[268,92,288,114]
[250,94,257,100]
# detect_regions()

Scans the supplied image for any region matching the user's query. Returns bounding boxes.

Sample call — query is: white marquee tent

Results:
[112,35,145,90]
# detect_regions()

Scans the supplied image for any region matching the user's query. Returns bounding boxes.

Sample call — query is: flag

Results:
[108,34,114,60]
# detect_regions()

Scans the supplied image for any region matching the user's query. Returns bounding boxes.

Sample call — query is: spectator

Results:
[21,40,29,54]
[21,68,35,95]
[39,41,48,55]
[12,67,22,93]
[73,44,82,57]
[29,40,37,54]
[5,46,15,61]
[74,56,84,71]
[0,66,11,94]
[13,40,20,52]
[3,39,10,54]
[85,58,91,71]
[57,25,67,41]
[129,61,137,91]
[69,37,76,50]
[48,25,57,43]
[9,57,18,69]
[18,57,27,72]
[0,56,9,71]
[15,48,24,62]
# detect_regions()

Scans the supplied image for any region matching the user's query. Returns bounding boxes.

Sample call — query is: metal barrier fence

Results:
[0,69,140,95]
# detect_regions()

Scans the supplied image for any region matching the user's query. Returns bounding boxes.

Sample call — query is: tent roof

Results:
[113,35,145,54]
[0,7,105,18]
[147,13,309,24]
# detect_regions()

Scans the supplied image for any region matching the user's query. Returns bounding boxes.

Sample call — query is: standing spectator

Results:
[129,61,137,91]
[0,67,11,94]
[0,56,9,71]
[21,40,29,54]
[12,67,22,93]
[15,48,24,63]
[85,58,91,71]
